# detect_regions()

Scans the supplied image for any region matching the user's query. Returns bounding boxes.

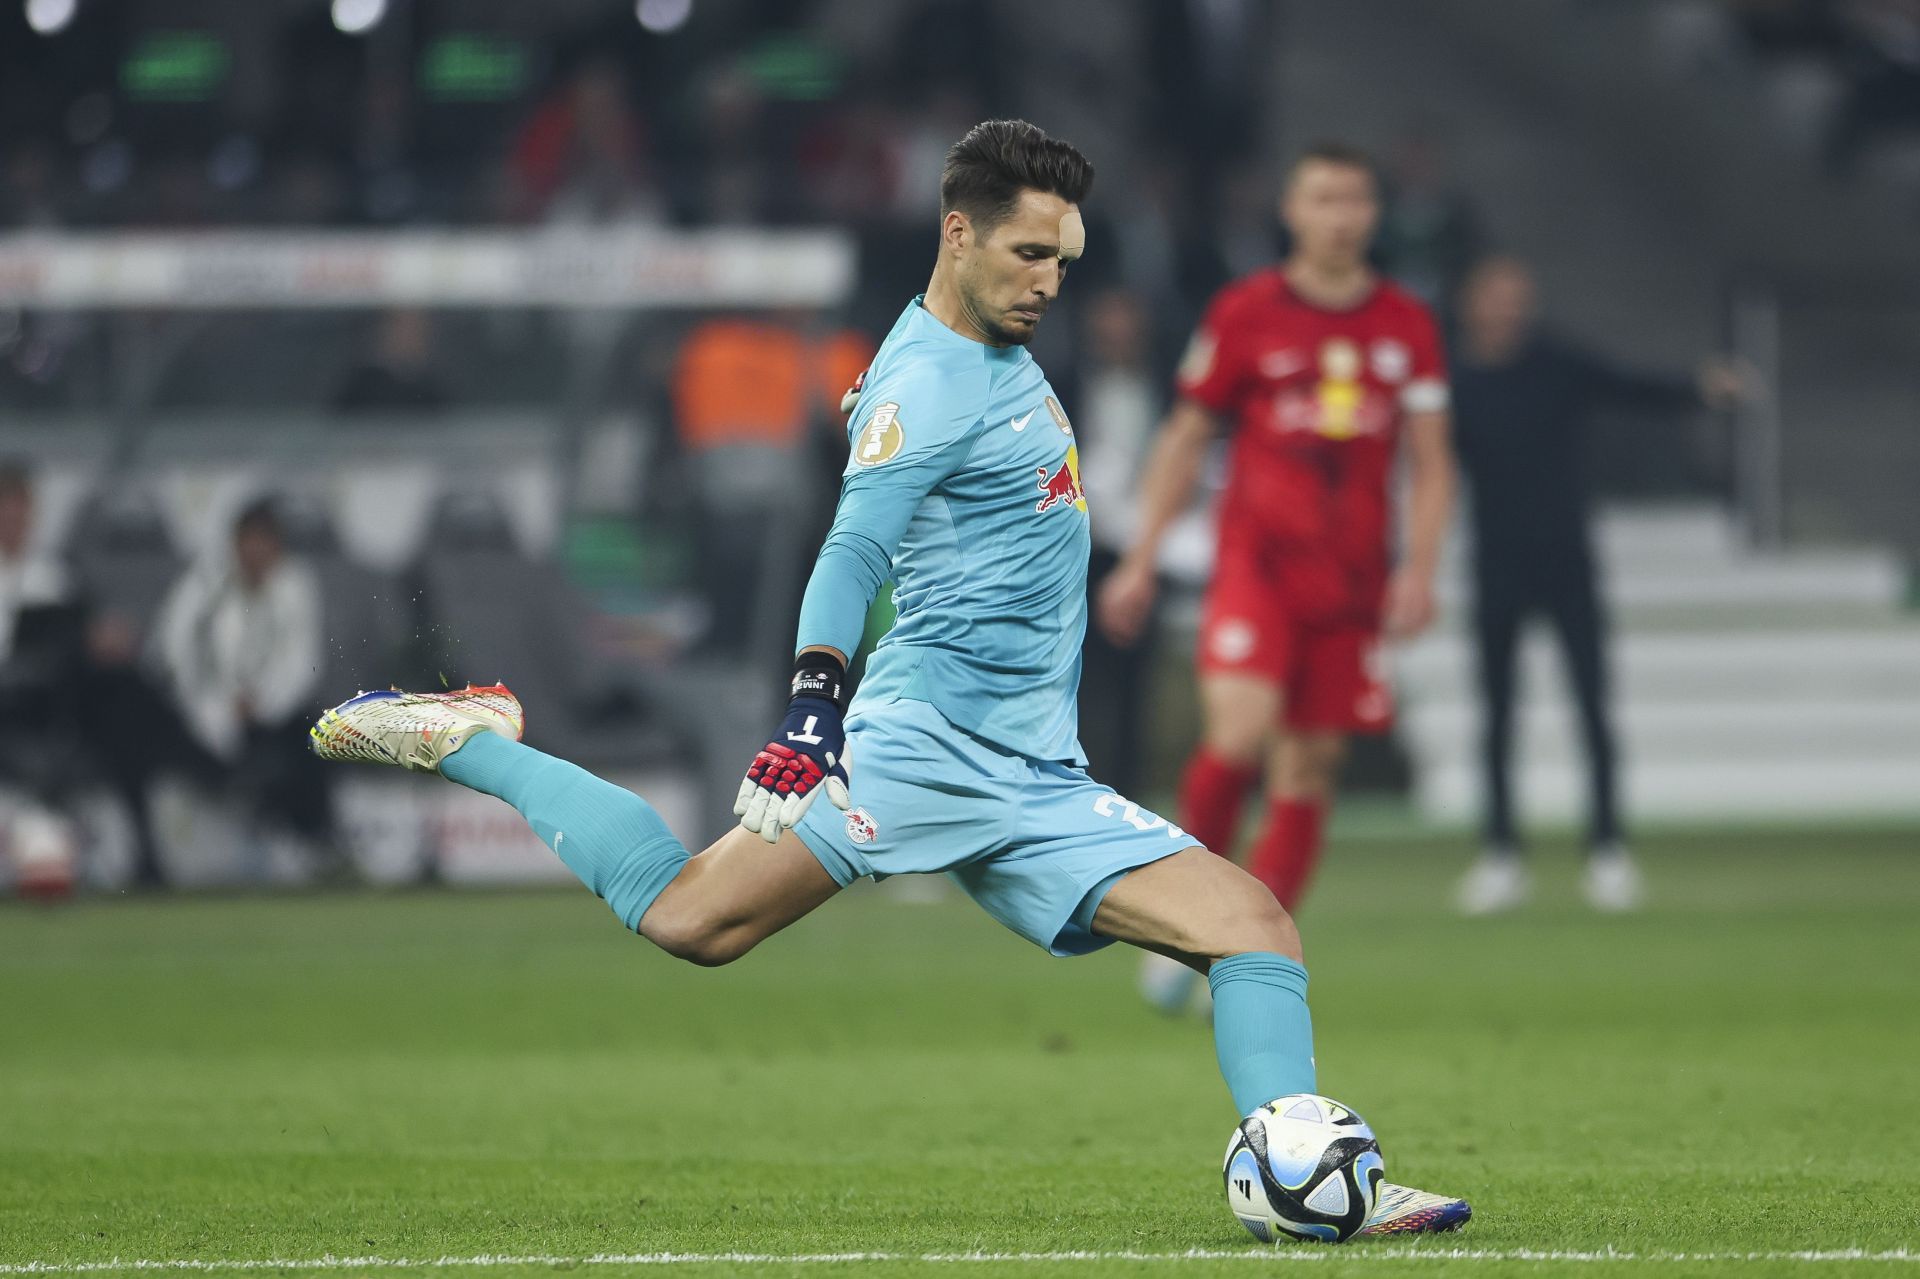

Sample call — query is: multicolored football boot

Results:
[310,684,523,773]
[1358,1181,1473,1236]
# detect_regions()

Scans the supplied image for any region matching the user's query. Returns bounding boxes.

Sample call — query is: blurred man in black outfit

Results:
[1449,257,1745,916]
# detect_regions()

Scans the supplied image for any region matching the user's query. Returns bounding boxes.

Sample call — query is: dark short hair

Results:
[940,119,1094,235]
[233,496,283,541]
[1288,141,1377,184]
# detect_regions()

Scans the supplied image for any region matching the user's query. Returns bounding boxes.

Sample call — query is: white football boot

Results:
[1358,1181,1473,1235]
[310,684,524,773]
[1455,850,1530,916]
[1583,844,1645,913]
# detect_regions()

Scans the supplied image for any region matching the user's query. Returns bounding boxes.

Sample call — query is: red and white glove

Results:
[734,653,852,844]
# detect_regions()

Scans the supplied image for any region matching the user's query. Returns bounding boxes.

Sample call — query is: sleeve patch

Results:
[853,402,906,465]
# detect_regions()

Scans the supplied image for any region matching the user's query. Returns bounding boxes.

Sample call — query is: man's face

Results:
[953,188,1082,346]
[1281,160,1379,266]
[1086,289,1148,366]
[234,523,282,586]
[1463,261,1536,338]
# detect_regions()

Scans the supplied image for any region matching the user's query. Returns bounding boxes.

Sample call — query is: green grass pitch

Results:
[2,826,1916,1278]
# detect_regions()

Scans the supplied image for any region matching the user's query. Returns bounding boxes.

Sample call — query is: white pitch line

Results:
[0,1250,1916,1272]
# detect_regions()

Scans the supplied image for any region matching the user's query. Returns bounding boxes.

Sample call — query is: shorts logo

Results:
[855,403,905,466]
[1211,618,1257,664]
[845,807,878,844]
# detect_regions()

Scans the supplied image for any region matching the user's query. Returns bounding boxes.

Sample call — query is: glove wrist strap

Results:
[790,650,848,712]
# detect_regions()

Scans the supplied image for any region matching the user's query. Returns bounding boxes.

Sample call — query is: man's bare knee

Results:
[1271,733,1348,801]
[641,900,756,968]
[1209,889,1303,964]
[1201,677,1281,765]
[1202,723,1266,766]
[1095,848,1304,966]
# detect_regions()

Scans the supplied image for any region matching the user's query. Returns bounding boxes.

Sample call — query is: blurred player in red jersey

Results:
[1100,144,1455,975]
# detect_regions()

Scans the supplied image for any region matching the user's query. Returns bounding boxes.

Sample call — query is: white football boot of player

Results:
[1137,950,1204,1015]
[1583,845,1645,913]
[1455,851,1530,916]
[310,684,524,773]
[1358,1181,1473,1235]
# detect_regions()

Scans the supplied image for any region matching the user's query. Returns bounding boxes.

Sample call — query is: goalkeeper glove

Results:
[733,651,852,844]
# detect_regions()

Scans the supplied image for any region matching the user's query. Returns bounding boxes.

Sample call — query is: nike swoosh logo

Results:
[1009,410,1036,432]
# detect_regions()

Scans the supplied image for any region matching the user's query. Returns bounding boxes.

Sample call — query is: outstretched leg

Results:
[312,686,839,964]
[444,734,841,963]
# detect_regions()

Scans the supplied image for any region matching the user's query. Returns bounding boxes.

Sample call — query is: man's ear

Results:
[941,209,971,254]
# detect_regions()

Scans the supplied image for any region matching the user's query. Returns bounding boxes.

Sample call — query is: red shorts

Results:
[1196,549,1393,734]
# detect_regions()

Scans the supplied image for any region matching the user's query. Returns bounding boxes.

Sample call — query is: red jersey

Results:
[1177,269,1447,624]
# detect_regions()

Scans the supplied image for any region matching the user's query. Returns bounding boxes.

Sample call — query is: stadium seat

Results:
[410,490,680,773]
[277,492,411,707]
[65,487,183,641]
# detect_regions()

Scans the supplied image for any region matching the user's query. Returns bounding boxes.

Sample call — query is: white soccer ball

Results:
[1222,1093,1384,1244]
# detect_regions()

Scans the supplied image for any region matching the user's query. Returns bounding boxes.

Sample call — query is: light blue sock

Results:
[439,732,690,932]
[1209,951,1318,1115]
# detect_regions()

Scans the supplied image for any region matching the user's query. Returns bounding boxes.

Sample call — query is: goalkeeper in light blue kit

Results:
[310,119,1467,1240]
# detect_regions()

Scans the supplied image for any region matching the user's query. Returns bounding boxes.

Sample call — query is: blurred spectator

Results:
[670,315,873,657]
[1374,131,1482,315]
[0,462,67,665]
[678,65,778,226]
[1109,151,1228,334]
[890,82,984,223]
[1069,290,1165,797]
[155,498,339,865]
[798,89,905,225]
[0,460,83,883]
[0,464,224,889]
[333,309,449,413]
[505,57,660,225]
[3,142,63,227]
[353,68,420,224]
[1216,165,1283,282]
[1449,257,1747,917]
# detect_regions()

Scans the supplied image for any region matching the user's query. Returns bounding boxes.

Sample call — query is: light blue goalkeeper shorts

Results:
[792,696,1197,957]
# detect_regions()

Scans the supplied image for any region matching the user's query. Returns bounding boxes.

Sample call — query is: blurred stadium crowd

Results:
[1,0,1916,893]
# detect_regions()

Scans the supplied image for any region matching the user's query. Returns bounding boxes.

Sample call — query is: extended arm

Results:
[1571,345,1710,414]
[1384,409,1456,639]
[1095,398,1218,645]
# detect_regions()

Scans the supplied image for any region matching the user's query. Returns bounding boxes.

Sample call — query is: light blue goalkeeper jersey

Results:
[795,296,1091,764]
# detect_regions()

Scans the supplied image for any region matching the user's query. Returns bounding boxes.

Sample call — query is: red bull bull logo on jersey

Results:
[1034,445,1087,514]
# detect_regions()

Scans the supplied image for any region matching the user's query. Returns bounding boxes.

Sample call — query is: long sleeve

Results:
[795,423,978,659]
[793,347,991,660]
[1565,344,1699,415]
